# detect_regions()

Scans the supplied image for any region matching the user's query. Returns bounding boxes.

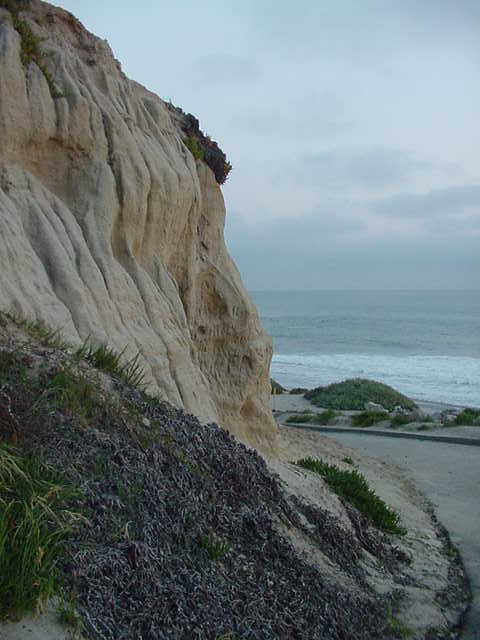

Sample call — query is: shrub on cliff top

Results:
[305,378,416,411]
[167,105,232,184]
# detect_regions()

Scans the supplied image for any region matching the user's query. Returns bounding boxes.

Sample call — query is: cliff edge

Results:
[0,0,276,449]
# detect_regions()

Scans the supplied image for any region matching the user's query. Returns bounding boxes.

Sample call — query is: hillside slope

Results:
[0,0,275,448]
[0,315,469,639]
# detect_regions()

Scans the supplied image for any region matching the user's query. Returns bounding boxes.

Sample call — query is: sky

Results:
[53,1,480,290]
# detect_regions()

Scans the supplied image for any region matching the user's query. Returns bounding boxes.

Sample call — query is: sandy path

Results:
[265,423,470,639]
[317,430,480,640]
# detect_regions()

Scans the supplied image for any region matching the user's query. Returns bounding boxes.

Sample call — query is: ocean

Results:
[250,290,480,408]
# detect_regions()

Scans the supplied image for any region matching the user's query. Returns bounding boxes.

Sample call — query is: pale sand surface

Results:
[0,602,83,640]
[265,423,469,639]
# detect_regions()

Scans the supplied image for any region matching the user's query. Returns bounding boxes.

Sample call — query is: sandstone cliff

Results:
[0,0,276,449]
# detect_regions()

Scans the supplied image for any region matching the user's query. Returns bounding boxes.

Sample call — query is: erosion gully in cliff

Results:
[0,0,275,451]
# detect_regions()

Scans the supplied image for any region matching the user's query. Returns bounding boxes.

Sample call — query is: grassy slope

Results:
[305,378,417,411]
[0,314,425,638]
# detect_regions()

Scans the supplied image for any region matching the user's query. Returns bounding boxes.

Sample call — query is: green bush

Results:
[455,408,480,426]
[296,457,405,535]
[184,135,204,161]
[286,412,313,424]
[352,410,389,428]
[0,446,79,619]
[390,414,410,427]
[305,378,416,411]
[311,409,336,425]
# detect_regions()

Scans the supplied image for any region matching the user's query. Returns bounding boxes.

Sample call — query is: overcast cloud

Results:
[54,0,480,289]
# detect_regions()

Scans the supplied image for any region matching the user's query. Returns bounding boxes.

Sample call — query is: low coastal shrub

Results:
[352,410,389,428]
[296,457,406,535]
[0,446,78,619]
[455,408,480,426]
[390,414,410,427]
[305,378,416,411]
[290,387,310,395]
[311,409,336,425]
[184,135,204,161]
[286,410,336,425]
[286,412,313,424]
[167,107,232,184]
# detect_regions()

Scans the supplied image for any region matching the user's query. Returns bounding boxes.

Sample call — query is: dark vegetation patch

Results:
[167,106,232,185]
[390,414,411,428]
[286,411,314,424]
[286,410,336,425]
[297,458,406,536]
[0,320,408,639]
[352,411,389,428]
[454,408,480,426]
[305,378,416,411]
[290,387,310,395]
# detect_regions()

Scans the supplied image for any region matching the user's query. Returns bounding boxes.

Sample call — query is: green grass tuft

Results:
[199,532,231,561]
[296,457,406,535]
[75,341,146,389]
[0,446,79,620]
[2,311,67,349]
[387,604,413,638]
[305,378,416,411]
[352,410,389,428]
[56,593,81,629]
[45,367,99,419]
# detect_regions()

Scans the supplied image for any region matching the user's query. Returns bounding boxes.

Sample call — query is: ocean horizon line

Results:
[250,288,480,294]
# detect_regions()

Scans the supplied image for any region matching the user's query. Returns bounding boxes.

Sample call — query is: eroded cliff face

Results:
[0,0,276,449]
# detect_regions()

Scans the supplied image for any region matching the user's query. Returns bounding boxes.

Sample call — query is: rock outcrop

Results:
[0,0,276,449]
